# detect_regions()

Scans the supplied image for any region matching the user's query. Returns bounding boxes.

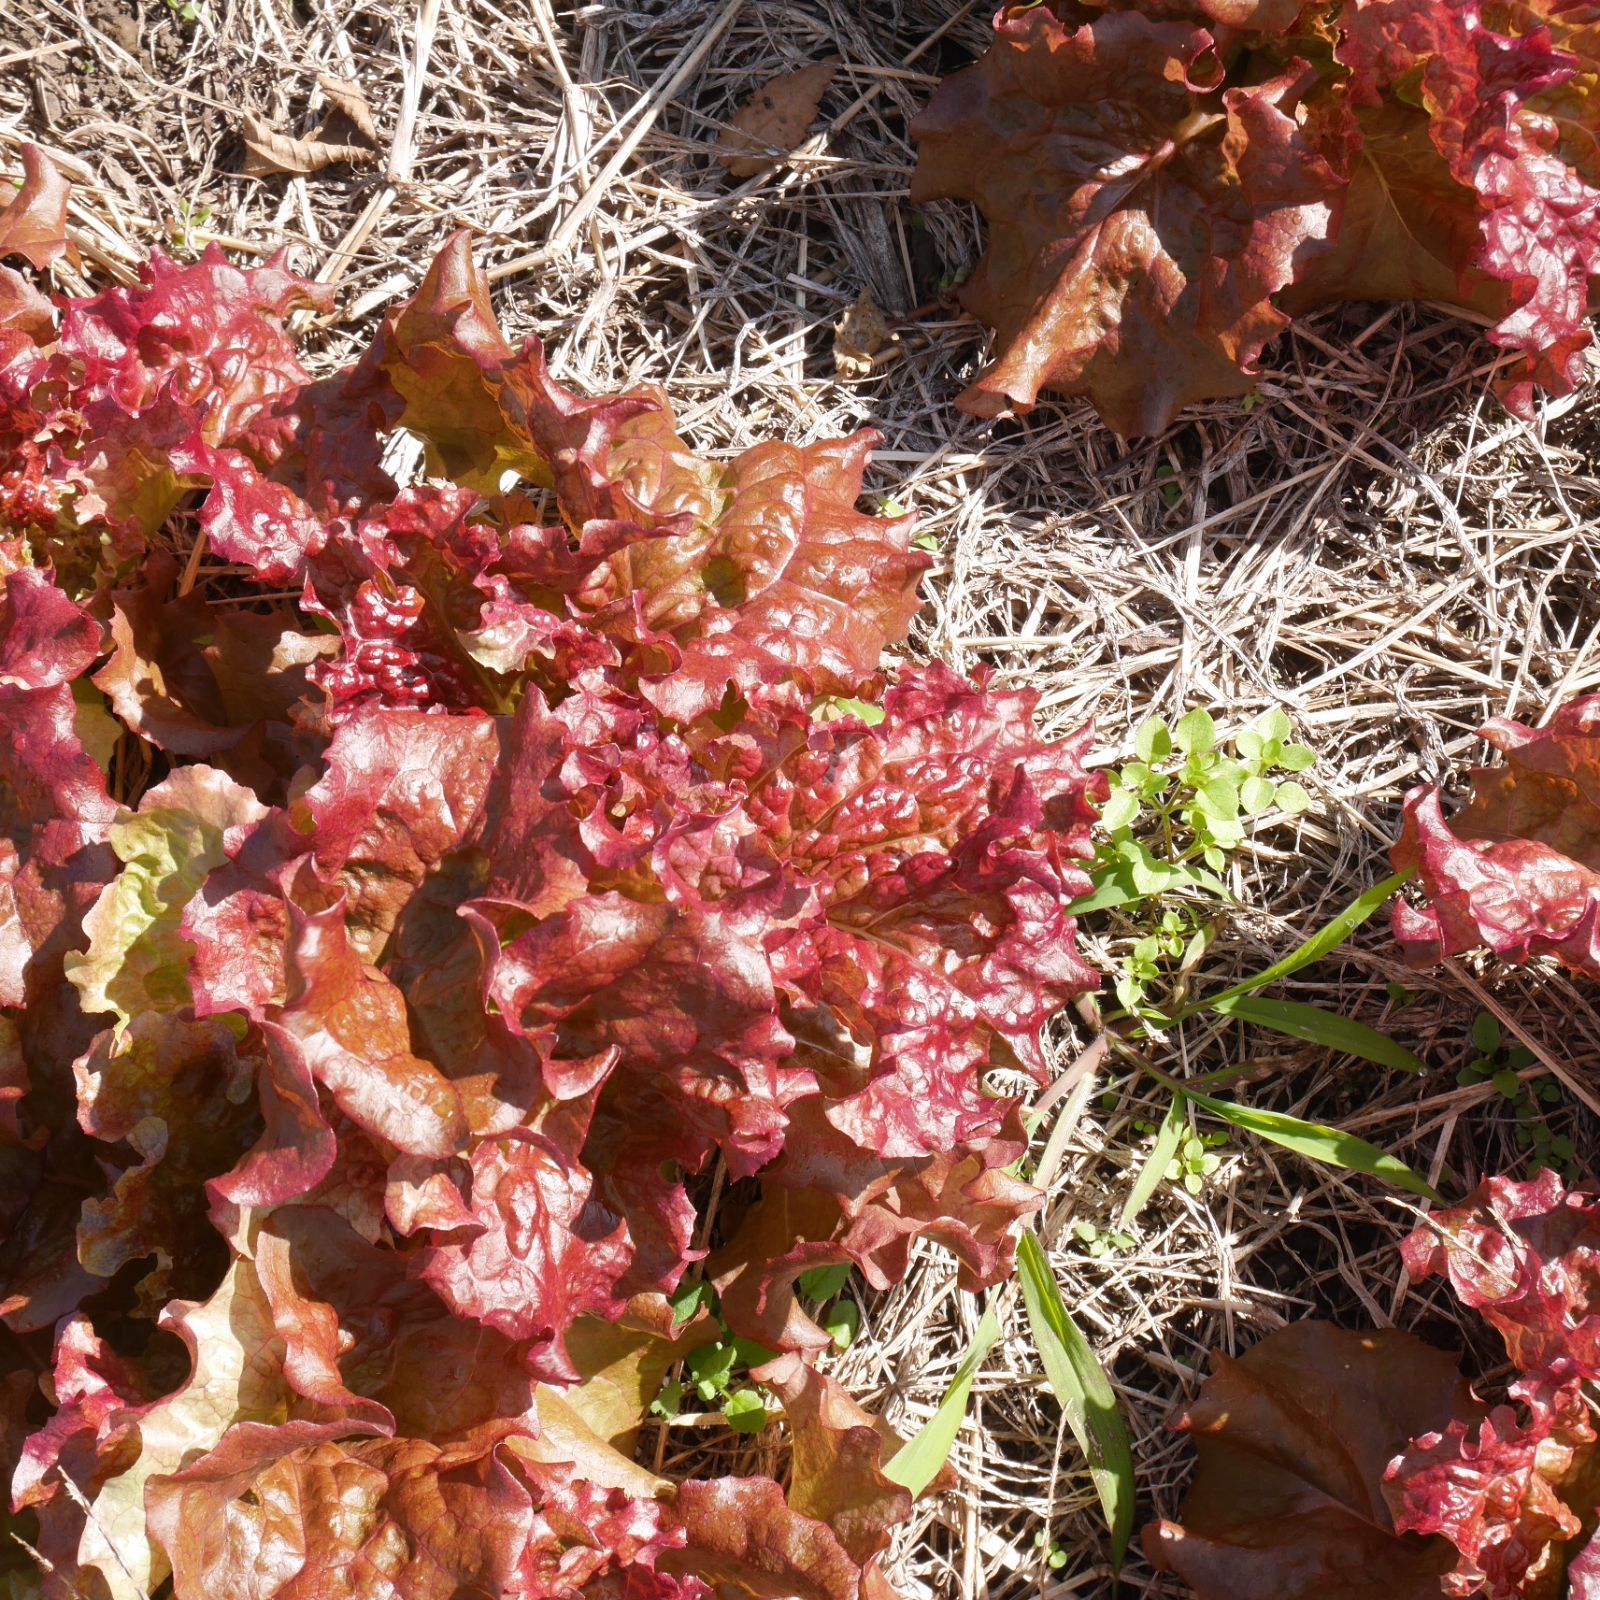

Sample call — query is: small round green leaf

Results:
[1134,717,1172,763]
[1273,780,1311,814]
[1174,709,1216,756]
[824,1299,861,1351]
[1100,789,1140,831]
[1256,708,1290,741]
[1240,775,1275,816]
[721,1388,768,1433]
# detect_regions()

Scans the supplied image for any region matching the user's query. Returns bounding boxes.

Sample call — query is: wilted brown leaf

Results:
[239,112,375,178]
[834,286,902,379]
[718,59,839,178]
[316,73,378,143]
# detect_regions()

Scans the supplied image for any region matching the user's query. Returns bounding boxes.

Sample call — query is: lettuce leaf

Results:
[1393,695,1600,977]
[908,1,1600,433]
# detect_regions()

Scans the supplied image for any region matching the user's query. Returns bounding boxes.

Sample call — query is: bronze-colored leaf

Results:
[0,144,74,271]
[718,59,840,179]
[1144,1322,1479,1600]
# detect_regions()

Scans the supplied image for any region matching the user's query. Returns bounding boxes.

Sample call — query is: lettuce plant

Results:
[0,151,1107,1598]
[910,0,1600,435]
[1394,695,1600,980]
[1147,1171,1600,1600]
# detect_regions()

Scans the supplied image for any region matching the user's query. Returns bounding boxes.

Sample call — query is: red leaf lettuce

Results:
[0,148,1105,1599]
[909,1,1600,434]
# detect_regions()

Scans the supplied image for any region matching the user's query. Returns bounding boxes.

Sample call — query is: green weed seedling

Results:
[1070,1219,1136,1259]
[1385,979,1424,1010]
[1033,1530,1070,1572]
[657,1280,778,1434]
[1099,707,1313,877]
[797,1263,862,1352]
[1167,1130,1228,1196]
[1457,1013,1579,1181]
[171,200,214,253]
[1077,701,1434,1223]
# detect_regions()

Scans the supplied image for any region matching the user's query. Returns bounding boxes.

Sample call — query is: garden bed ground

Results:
[4,0,1600,1594]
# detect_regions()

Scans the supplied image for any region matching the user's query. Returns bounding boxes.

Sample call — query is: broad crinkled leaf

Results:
[0,224,1100,1600]
[66,763,269,1028]
[90,564,326,794]
[580,411,929,720]
[1281,97,1509,315]
[10,1313,149,1576]
[906,0,1600,429]
[274,898,470,1158]
[257,1205,538,1442]
[755,1353,911,1566]
[303,707,499,957]
[1338,0,1600,412]
[721,665,1101,1153]
[413,1127,635,1381]
[713,1109,1040,1353]
[1143,1321,1477,1600]
[347,230,648,500]
[1392,695,1600,976]
[480,885,805,1178]
[0,566,102,693]
[0,145,72,272]
[660,1476,888,1600]
[55,245,333,450]
[79,1254,299,1600]
[146,1423,535,1600]
[1400,1170,1600,1378]
[72,1013,264,1293]
[1384,1362,1600,1600]
[908,7,1341,434]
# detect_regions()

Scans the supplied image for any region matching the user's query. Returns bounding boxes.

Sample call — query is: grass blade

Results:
[1183,871,1410,1016]
[1187,1089,1441,1201]
[882,1305,1003,1497]
[1119,1092,1188,1228]
[1208,994,1423,1074]
[1015,1232,1135,1566]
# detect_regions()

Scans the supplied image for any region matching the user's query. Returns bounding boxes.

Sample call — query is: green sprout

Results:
[1033,1530,1070,1572]
[1100,707,1314,878]
[1457,1012,1578,1181]
[1069,1219,1135,1260]
[1167,1129,1228,1195]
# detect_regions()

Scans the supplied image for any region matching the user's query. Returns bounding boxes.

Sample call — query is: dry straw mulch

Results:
[4,0,1600,1594]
